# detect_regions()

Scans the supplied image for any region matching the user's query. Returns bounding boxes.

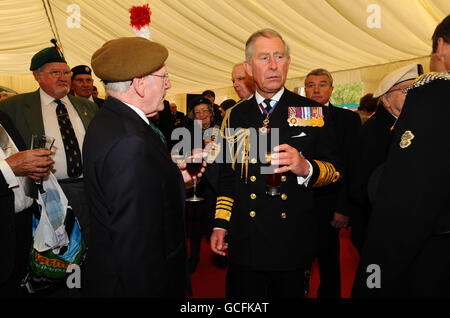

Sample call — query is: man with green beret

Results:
[0,41,98,280]
[83,36,201,297]
[70,64,105,108]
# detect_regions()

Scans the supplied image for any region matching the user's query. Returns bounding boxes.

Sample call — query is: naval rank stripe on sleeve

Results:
[215,196,234,222]
[312,160,341,188]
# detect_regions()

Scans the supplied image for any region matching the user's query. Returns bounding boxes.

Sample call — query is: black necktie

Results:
[54,99,83,178]
[263,99,272,113]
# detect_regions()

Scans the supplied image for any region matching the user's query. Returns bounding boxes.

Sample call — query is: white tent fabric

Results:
[0,0,448,111]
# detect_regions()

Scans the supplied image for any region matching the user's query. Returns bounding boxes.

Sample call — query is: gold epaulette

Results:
[220,99,251,182]
[312,160,341,188]
[215,196,234,222]
[409,71,450,91]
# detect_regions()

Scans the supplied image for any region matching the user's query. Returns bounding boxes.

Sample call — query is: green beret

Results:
[71,65,92,79]
[30,46,66,71]
[91,37,168,82]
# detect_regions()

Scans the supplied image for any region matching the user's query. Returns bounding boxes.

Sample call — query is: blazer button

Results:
[250,176,256,182]
[281,194,287,200]
[281,212,287,219]
[250,158,257,164]
[250,193,257,200]
[281,175,287,182]
[250,211,256,218]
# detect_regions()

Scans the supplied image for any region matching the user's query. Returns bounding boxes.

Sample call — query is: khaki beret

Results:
[30,46,66,71]
[91,37,168,82]
[374,63,423,97]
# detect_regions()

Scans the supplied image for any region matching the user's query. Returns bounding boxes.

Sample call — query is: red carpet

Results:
[189,227,360,298]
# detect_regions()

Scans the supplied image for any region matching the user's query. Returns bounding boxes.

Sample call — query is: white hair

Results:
[103,80,133,95]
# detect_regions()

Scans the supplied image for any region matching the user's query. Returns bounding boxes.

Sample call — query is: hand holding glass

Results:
[265,152,281,197]
[186,149,204,202]
[31,134,55,185]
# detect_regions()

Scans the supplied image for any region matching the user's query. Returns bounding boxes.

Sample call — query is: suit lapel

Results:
[23,90,45,140]
[68,95,90,129]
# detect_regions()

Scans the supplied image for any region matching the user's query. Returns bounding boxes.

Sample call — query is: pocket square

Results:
[291,132,307,138]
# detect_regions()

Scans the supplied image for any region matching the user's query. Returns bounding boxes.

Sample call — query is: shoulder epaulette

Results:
[408,71,450,91]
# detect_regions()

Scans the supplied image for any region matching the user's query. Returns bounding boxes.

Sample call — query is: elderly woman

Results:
[185,96,225,272]
[188,96,215,131]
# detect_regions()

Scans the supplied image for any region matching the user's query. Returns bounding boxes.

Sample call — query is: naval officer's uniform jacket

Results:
[213,88,342,272]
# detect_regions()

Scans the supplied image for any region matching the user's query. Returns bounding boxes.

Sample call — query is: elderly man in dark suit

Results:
[0,111,53,297]
[304,68,361,298]
[210,29,342,298]
[84,37,203,297]
[0,41,98,248]
[353,14,450,298]
[344,63,422,254]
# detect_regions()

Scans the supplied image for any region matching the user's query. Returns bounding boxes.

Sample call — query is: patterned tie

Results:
[263,99,272,113]
[54,99,83,177]
[148,120,167,148]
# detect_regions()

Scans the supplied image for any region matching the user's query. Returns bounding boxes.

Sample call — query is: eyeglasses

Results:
[149,73,170,81]
[44,70,71,78]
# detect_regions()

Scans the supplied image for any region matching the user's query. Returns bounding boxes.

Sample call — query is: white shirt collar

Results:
[254,88,285,107]
[39,88,71,106]
[123,102,150,125]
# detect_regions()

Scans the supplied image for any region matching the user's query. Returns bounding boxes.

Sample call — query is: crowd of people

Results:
[0,14,449,299]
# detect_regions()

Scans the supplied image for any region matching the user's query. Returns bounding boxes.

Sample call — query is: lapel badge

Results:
[83,108,88,117]
[400,130,414,148]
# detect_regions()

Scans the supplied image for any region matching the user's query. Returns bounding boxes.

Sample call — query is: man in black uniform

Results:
[345,64,422,253]
[353,14,450,298]
[305,68,361,298]
[210,29,342,298]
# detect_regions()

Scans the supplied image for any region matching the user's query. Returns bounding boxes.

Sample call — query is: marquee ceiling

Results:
[0,0,448,97]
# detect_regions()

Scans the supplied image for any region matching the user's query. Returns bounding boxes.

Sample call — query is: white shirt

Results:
[254,90,313,186]
[123,102,150,125]
[40,89,86,179]
[0,124,34,213]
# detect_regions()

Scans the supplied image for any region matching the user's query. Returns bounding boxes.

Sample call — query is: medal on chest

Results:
[287,106,324,127]
[258,101,278,135]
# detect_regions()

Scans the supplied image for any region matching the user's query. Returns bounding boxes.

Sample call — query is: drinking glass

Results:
[186,149,204,202]
[265,152,281,197]
[31,134,55,186]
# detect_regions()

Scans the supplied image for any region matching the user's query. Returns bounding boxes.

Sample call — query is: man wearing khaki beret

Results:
[84,37,202,297]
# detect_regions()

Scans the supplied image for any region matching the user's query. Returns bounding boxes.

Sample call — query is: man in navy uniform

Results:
[210,29,342,298]
[353,14,450,298]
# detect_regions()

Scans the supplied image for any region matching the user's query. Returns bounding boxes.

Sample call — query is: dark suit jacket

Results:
[353,73,450,297]
[0,111,34,294]
[314,104,361,221]
[343,105,395,252]
[83,97,188,297]
[214,89,342,271]
[0,89,98,149]
[93,97,105,108]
